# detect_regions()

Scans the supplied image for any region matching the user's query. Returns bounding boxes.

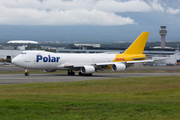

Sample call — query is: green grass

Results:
[1,76,180,120]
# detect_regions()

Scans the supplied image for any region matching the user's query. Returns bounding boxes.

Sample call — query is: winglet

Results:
[123,32,149,54]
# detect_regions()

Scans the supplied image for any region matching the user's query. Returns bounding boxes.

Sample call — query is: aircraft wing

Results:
[96,59,153,66]
[58,59,154,68]
[126,59,154,64]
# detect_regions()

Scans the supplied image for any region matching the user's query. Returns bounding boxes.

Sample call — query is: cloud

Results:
[149,0,164,12]
[166,7,180,14]
[0,0,176,25]
[0,0,137,25]
[1,0,151,12]
[92,0,151,12]
[0,8,135,25]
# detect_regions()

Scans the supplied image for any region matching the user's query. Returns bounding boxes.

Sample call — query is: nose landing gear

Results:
[24,69,29,76]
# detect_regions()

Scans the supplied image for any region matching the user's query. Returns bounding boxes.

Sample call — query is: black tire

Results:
[79,72,83,76]
[85,74,92,76]
[68,71,75,75]
[25,72,29,76]
[79,72,92,76]
[68,72,70,75]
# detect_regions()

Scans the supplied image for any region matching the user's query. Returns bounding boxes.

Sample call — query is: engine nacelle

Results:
[81,65,95,74]
[112,63,126,72]
[44,69,57,72]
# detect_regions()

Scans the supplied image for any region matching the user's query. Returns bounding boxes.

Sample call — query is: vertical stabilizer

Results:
[123,32,149,54]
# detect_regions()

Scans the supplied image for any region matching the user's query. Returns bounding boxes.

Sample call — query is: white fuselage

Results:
[12,51,116,70]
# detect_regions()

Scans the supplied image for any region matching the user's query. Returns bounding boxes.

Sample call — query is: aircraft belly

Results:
[34,62,57,69]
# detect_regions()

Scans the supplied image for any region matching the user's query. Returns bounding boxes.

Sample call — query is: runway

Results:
[0,73,180,84]
[1,66,180,71]
[0,66,180,84]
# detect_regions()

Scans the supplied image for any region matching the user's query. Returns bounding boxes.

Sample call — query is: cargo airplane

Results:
[12,32,153,76]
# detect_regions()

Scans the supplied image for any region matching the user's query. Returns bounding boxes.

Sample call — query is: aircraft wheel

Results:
[25,72,29,76]
[85,74,92,76]
[79,72,92,76]
[68,70,75,75]
[72,72,75,75]
[79,72,83,76]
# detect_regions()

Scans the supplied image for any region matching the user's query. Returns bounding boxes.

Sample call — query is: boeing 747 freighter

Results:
[12,32,153,76]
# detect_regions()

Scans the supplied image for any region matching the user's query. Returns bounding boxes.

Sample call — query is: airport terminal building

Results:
[0,50,22,60]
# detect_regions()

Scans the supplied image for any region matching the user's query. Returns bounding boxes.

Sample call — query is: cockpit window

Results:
[21,52,26,54]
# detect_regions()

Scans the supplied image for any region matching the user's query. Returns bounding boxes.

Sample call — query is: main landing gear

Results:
[67,71,92,76]
[67,70,75,75]
[24,69,29,76]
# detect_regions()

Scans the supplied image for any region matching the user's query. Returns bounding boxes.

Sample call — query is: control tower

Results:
[159,26,167,48]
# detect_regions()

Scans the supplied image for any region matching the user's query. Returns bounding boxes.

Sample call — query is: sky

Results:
[0,0,180,43]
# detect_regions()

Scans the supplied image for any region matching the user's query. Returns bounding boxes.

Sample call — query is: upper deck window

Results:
[21,52,26,54]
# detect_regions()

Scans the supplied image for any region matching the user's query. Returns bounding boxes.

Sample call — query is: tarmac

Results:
[0,66,180,84]
[1,66,180,71]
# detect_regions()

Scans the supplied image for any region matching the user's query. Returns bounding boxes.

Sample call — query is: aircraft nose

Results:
[12,56,21,66]
[12,57,17,65]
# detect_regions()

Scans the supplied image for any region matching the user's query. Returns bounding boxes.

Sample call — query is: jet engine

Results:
[44,69,57,72]
[112,63,126,72]
[81,65,95,74]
